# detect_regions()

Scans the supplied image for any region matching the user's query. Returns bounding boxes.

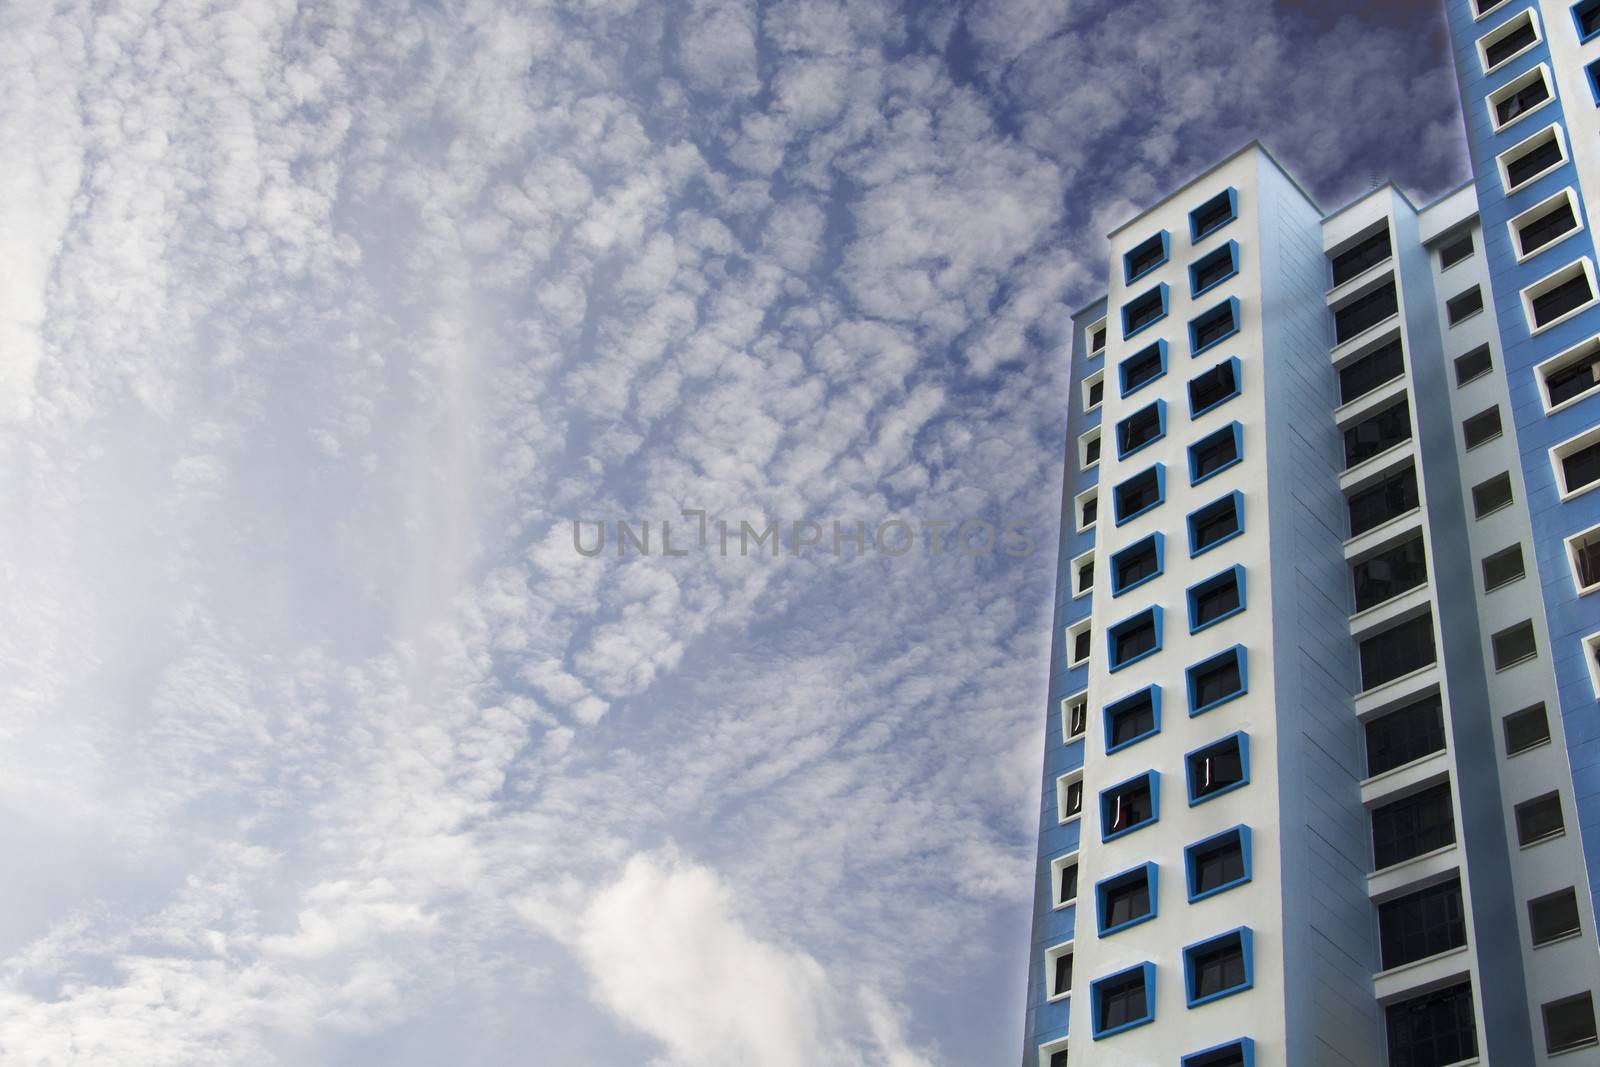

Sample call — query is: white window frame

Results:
[1050,852,1080,911]
[1057,770,1085,824]
[1087,317,1108,357]
[1044,941,1075,1002]
[1477,8,1541,75]
[1497,124,1568,197]
[1038,1039,1069,1067]
[1487,63,1554,134]
[1083,369,1105,413]
[1066,619,1092,669]
[1551,422,1600,502]
[1061,689,1089,743]
[1535,334,1600,415]
[1071,550,1095,599]
[1565,522,1600,597]
[1509,186,1584,264]
[1078,427,1102,472]
[1584,631,1600,699]
[1520,258,1598,337]
[1473,0,1510,20]
[1075,487,1099,533]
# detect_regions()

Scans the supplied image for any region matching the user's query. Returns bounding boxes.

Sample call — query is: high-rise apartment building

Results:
[1023,4,1600,1063]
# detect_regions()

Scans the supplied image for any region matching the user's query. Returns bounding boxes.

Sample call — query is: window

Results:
[1372,781,1456,869]
[1124,232,1168,283]
[1044,1046,1068,1067]
[1183,928,1253,1007]
[1359,614,1436,690]
[1101,771,1158,841]
[1067,619,1091,669]
[1516,791,1565,845]
[1083,371,1104,412]
[1080,429,1101,471]
[1120,340,1166,397]
[1344,398,1411,468]
[1108,607,1161,672]
[1524,260,1597,332]
[1189,423,1242,485]
[1186,733,1248,804]
[1054,854,1080,907]
[1110,534,1163,596]
[1578,0,1600,41]
[1446,287,1482,325]
[1569,525,1600,592]
[1554,426,1600,498]
[1123,285,1168,339]
[1472,471,1513,518]
[1189,357,1241,416]
[1538,336,1600,411]
[1188,646,1246,714]
[1188,565,1244,632]
[1331,228,1392,287]
[1492,619,1538,670]
[1113,465,1165,525]
[1502,126,1566,193]
[1089,321,1107,354]
[1379,877,1466,970]
[1529,887,1581,946]
[1490,65,1552,130]
[1189,298,1240,355]
[1476,0,1509,17]
[1062,693,1088,743]
[1365,693,1445,777]
[1076,489,1098,531]
[1340,337,1405,404]
[1116,400,1165,458]
[1188,492,1243,556]
[1105,687,1160,753]
[1185,826,1251,902]
[1334,281,1397,344]
[1480,10,1538,72]
[1191,241,1239,296]
[1545,993,1599,1055]
[1514,190,1579,258]
[1349,465,1419,536]
[1073,552,1094,597]
[1386,981,1478,1067]
[1481,544,1525,590]
[1090,963,1155,1039]
[1589,54,1600,102]
[1190,188,1237,241]
[1438,231,1473,270]
[1182,1039,1255,1067]
[1504,702,1551,755]
[1352,534,1427,612]
[1097,863,1157,935]
[1453,344,1491,385]
[1058,772,1084,822]
[1580,630,1600,695]
[1462,406,1502,450]
[1047,943,1074,1000]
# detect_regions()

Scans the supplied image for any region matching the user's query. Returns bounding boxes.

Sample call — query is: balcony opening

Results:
[1344,399,1412,468]
[1334,281,1398,344]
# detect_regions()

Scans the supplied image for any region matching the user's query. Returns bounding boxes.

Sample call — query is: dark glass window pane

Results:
[1085,435,1100,466]
[1192,303,1237,350]
[1463,406,1501,449]
[1114,537,1160,590]
[1193,651,1243,708]
[1077,561,1094,591]
[1087,379,1103,408]
[1192,427,1239,480]
[1193,246,1236,291]
[1108,691,1156,748]
[1193,572,1240,626]
[1073,629,1090,664]
[1516,792,1564,845]
[1185,1043,1248,1067]
[1188,736,1244,799]
[1545,993,1598,1054]
[1103,874,1151,928]
[1492,620,1537,669]
[1533,274,1593,326]
[1105,777,1154,833]
[1340,338,1405,404]
[1529,888,1581,946]
[1386,981,1477,1067]
[1352,535,1427,611]
[1126,235,1164,279]
[1059,862,1078,904]
[1583,2,1600,37]
[1118,405,1163,454]
[1081,495,1098,527]
[1331,229,1392,286]
[1547,350,1600,405]
[1454,344,1491,385]
[1097,969,1148,1031]
[1505,703,1551,755]
[1573,531,1600,589]
[1439,232,1473,269]
[1379,878,1466,969]
[1125,290,1164,333]
[1482,544,1525,590]
[1091,326,1106,352]
[1562,441,1600,494]
[1372,781,1455,869]
[1191,832,1246,895]
[1054,951,1073,995]
[1122,343,1163,392]
[1192,497,1241,550]
[1190,935,1247,999]
[1344,399,1412,467]
[1497,76,1550,125]
[1349,466,1419,536]
[1472,472,1513,518]
[1067,700,1087,738]
[1192,192,1234,238]
[1359,615,1436,690]
[1115,470,1161,521]
[1519,201,1576,255]
[1189,360,1238,414]
[1334,282,1398,343]
[1365,694,1445,777]
[1049,1051,1068,1067]
[1485,19,1536,68]
[1446,287,1483,324]
[1508,136,1563,189]
[1064,780,1083,817]
[1113,616,1157,665]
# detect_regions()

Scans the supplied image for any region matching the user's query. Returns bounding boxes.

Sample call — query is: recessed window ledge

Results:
[1372,944,1469,985]
[1340,439,1417,491]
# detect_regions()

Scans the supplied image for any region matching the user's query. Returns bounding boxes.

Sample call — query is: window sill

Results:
[1344,510,1423,556]
[1099,912,1157,938]
[1348,583,1430,636]
[1112,570,1161,599]
[1339,439,1415,492]
[1123,313,1167,342]
[1191,326,1239,359]
[1507,736,1553,758]
[1091,1014,1154,1041]
[1186,979,1253,1010]
[1105,730,1160,756]
[1529,296,1599,338]
[1366,841,1457,896]
[1532,928,1583,949]
[1118,435,1166,462]
[1464,430,1503,452]
[1120,369,1167,399]
[1190,688,1246,718]
[1109,646,1162,674]
[1447,307,1484,329]
[1102,818,1158,844]
[1492,96,1555,137]
[1190,455,1242,488]
[1360,748,1448,797]
[1326,258,1395,304]
[1190,527,1244,559]
[1190,603,1245,635]
[1359,661,1439,701]
[1514,225,1581,266]
[1495,651,1539,673]
[1545,382,1600,417]
[1556,476,1600,504]
[1192,269,1238,301]
[1483,40,1539,78]
[1519,829,1566,850]
[1372,944,1468,984]
[1188,779,1248,807]
[1552,1038,1600,1058]
[1330,313,1401,362]
[1188,873,1251,904]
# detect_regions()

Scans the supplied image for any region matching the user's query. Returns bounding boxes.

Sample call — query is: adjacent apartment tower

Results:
[1023,3,1600,1064]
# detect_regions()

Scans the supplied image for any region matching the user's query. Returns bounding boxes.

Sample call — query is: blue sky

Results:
[0,1,1468,1064]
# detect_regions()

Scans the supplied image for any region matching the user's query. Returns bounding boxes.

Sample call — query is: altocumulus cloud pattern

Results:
[0,1,1467,1064]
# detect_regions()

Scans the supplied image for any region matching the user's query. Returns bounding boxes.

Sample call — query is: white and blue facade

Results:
[1024,11,1600,1053]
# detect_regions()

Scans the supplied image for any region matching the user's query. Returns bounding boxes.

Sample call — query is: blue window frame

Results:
[1183,927,1254,1008]
[1190,356,1241,417]
[1108,606,1163,673]
[1189,421,1243,485]
[1190,297,1241,356]
[1185,825,1253,902]
[1090,961,1157,1040]
[1101,770,1160,842]
[1575,0,1600,44]
[1186,732,1250,805]
[1113,464,1166,526]
[1191,241,1239,297]
[1110,533,1164,597]
[1588,55,1600,103]
[1096,862,1159,936]
[1190,188,1238,242]
[1187,565,1246,633]
[1120,339,1168,397]
[1187,645,1248,715]
[1116,399,1167,459]
[1125,231,1170,283]
[1188,490,1244,556]
[1104,685,1162,753]
[1183,1038,1256,1067]
[1122,284,1169,340]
